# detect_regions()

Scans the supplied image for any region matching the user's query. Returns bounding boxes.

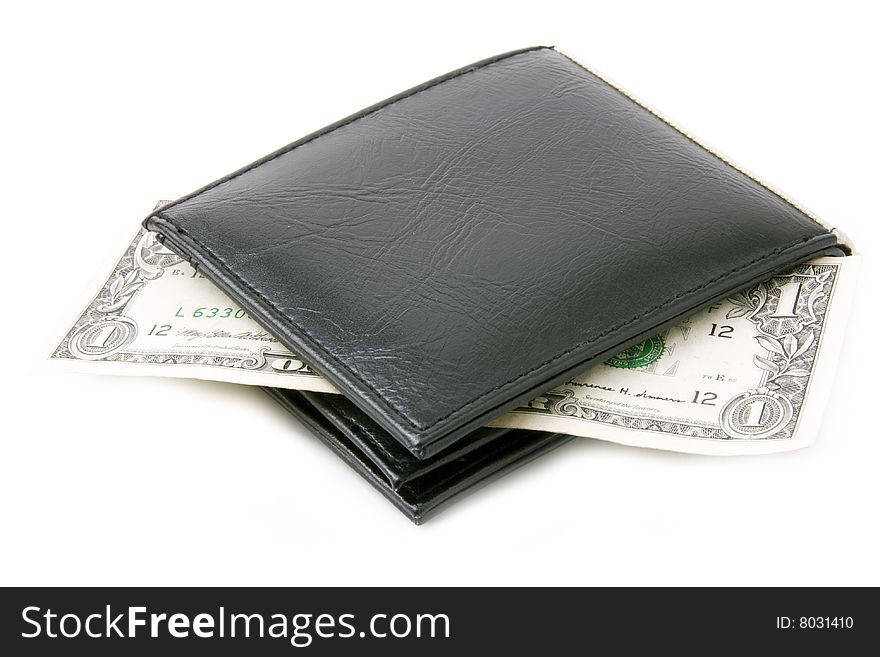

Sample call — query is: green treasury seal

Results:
[605,334,666,369]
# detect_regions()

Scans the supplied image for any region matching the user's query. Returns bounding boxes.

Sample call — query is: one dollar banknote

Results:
[48,221,339,394]
[48,214,858,455]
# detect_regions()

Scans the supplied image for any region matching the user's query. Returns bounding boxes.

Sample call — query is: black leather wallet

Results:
[145,46,847,520]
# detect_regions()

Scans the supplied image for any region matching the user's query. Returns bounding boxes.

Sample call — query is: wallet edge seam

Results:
[148,214,834,441]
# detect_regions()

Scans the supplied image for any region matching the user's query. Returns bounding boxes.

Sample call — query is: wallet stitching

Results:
[150,219,829,436]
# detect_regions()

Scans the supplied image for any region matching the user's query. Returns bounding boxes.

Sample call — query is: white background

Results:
[2,1,877,586]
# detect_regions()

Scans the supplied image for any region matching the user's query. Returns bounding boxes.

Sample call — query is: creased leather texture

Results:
[262,388,571,524]
[145,46,840,459]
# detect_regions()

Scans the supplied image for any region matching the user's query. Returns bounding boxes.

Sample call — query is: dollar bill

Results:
[47,218,339,394]
[49,207,858,454]
[489,255,859,454]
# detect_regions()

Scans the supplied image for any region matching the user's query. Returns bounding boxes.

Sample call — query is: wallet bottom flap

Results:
[262,388,572,524]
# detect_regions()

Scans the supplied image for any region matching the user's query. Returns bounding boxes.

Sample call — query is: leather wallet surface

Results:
[146,46,844,460]
[263,388,571,523]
